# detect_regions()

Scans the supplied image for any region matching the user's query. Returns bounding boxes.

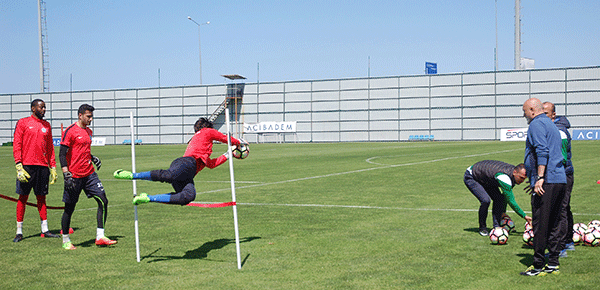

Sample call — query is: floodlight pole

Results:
[130,112,141,262]
[515,0,521,70]
[226,108,242,269]
[187,16,209,85]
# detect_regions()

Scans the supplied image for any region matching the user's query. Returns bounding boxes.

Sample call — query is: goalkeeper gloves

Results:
[49,167,58,185]
[91,155,102,170]
[63,171,76,192]
[16,163,30,183]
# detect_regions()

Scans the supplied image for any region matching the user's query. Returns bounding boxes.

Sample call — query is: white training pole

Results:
[130,112,141,263]
[225,108,242,269]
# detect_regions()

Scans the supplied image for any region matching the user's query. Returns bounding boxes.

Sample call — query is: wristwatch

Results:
[537,175,544,181]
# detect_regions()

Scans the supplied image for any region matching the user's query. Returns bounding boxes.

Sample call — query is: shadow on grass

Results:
[463,227,481,234]
[18,227,81,242]
[144,236,261,264]
[517,253,534,266]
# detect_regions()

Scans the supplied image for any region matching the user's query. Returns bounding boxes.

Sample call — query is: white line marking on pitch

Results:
[365,148,521,166]
[196,148,522,195]
[34,202,597,221]
[232,202,600,216]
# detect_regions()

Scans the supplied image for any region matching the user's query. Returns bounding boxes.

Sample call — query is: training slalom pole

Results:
[225,108,242,269]
[130,112,141,262]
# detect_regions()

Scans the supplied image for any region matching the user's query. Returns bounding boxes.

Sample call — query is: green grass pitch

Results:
[1,140,599,289]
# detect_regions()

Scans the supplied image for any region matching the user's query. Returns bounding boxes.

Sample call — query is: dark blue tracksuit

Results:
[554,116,574,249]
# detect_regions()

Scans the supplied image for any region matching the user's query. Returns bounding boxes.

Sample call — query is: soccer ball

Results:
[573,222,588,244]
[501,216,515,233]
[231,143,250,159]
[522,229,534,246]
[583,228,600,247]
[573,231,583,244]
[489,227,509,245]
[574,222,588,235]
[588,220,600,231]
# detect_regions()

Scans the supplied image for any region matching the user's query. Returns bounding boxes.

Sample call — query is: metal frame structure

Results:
[1,66,599,145]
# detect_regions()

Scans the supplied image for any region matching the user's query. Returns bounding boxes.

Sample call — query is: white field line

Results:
[197,148,521,195]
[44,147,597,218]
[30,200,597,222]
[191,147,598,216]
[103,179,261,184]
[226,202,599,217]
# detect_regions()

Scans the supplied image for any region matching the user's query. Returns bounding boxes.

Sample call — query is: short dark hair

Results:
[515,163,526,171]
[31,99,44,108]
[78,104,95,115]
[194,117,213,132]
[543,101,556,113]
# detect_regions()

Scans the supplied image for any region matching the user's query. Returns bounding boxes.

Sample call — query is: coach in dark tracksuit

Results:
[543,101,575,252]
[521,98,567,276]
[464,160,532,236]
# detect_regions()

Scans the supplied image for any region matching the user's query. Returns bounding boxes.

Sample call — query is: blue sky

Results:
[1,0,599,94]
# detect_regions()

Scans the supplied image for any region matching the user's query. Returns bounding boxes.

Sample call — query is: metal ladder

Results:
[208,98,228,122]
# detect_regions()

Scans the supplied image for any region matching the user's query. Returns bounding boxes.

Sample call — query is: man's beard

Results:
[34,111,44,119]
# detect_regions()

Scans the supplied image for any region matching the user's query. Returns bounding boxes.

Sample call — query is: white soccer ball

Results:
[573,231,583,244]
[588,220,600,231]
[583,228,600,247]
[489,227,509,245]
[522,229,534,246]
[231,143,250,159]
[501,216,515,233]
[574,222,588,235]
[574,222,588,243]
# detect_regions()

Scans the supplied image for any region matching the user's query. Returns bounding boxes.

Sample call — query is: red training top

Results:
[13,115,56,168]
[61,123,94,178]
[184,128,241,174]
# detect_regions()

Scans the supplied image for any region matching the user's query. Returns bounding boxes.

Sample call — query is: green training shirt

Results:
[494,172,526,218]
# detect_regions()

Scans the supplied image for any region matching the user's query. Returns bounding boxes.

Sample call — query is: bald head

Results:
[542,101,556,121]
[522,98,544,124]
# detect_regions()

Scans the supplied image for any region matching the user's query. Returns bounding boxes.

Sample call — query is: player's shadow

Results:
[463,227,481,234]
[144,236,261,264]
[517,253,534,266]
[19,227,81,241]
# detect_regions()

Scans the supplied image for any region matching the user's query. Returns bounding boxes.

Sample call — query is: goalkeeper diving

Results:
[114,117,246,205]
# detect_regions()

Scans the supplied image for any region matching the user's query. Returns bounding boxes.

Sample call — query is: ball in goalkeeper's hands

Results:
[232,144,250,159]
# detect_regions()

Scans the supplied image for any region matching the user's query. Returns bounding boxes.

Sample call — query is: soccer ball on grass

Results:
[573,231,583,244]
[574,222,588,234]
[489,227,509,245]
[583,228,600,247]
[588,220,600,231]
[500,215,515,233]
[573,223,588,244]
[522,229,534,246]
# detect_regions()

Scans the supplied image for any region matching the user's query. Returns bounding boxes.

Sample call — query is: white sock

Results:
[16,222,23,235]
[62,234,70,243]
[41,220,49,233]
[96,228,105,240]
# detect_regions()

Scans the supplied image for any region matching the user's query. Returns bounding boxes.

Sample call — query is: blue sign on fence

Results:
[573,130,600,140]
[426,62,437,74]
[53,138,61,146]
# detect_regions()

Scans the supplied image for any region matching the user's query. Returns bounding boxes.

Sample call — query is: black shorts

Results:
[62,172,107,204]
[16,165,50,196]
